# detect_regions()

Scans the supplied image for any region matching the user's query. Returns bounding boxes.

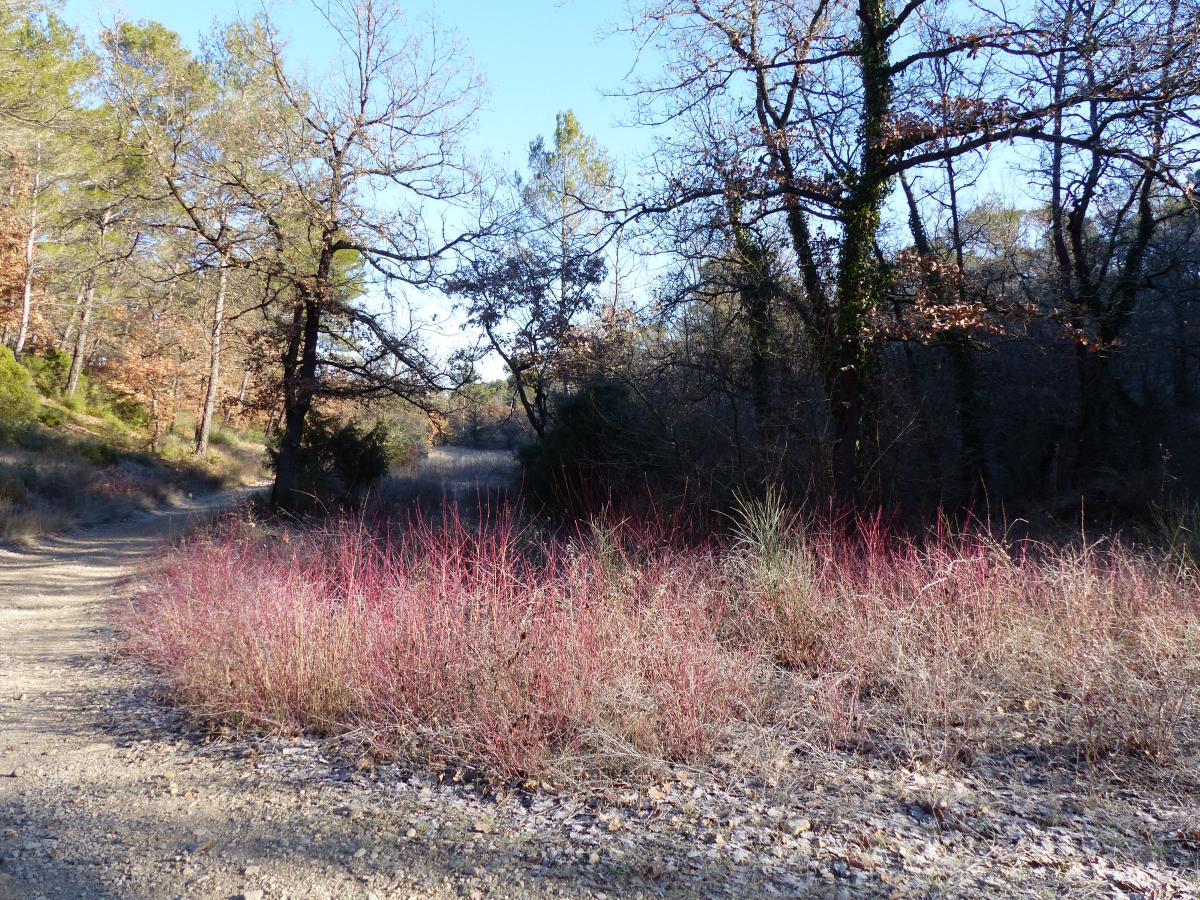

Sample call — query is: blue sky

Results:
[58,0,1036,378]
[62,0,653,170]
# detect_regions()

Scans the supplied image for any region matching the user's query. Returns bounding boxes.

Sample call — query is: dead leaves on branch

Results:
[870,249,1006,346]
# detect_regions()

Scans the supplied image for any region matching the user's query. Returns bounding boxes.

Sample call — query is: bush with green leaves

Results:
[37,361,148,429]
[78,440,120,466]
[37,406,66,428]
[268,414,398,508]
[76,381,148,429]
[106,392,150,429]
[22,347,71,398]
[0,347,39,436]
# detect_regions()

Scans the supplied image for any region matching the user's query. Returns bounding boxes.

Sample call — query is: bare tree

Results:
[1029,0,1200,479]
[242,0,488,507]
[626,0,1200,497]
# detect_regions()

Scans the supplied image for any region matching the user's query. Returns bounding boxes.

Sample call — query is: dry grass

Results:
[399,446,518,485]
[120,494,1200,783]
[0,425,265,544]
[371,446,518,516]
[0,451,176,542]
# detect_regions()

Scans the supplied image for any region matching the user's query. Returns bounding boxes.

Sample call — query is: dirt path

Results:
[0,493,291,898]
[0,493,570,900]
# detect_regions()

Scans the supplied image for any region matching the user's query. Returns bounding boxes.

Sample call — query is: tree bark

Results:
[726,190,777,447]
[899,171,988,493]
[65,274,95,398]
[827,0,893,500]
[60,281,86,354]
[271,284,322,510]
[941,158,989,492]
[194,261,228,455]
[224,369,250,427]
[14,144,40,358]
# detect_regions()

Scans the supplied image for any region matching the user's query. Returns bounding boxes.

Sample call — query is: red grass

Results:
[122,511,757,776]
[120,503,1200,779]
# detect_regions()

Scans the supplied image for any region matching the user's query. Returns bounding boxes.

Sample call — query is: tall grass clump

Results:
[122,505,1200,780]
[123,511,757,778]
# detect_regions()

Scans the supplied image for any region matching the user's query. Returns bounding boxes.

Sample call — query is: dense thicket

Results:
[511,0,1200,518]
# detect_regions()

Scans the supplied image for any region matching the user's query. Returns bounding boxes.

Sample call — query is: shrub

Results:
[106,393,149,429]
[379,416,428,469]
[520,379,671,506]
[79,380,147,429]
[0,463,32,504]
[208,426,236,448]
[0,347,39,436]
[1145,500,1200,566]
[78,440,119,466]
[267,414,397,508]
[237,423,267,444]
[37,405,65,428]
[22,347,71,397]
[51,370,147,429]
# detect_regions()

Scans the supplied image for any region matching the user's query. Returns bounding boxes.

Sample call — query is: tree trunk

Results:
[1073,344,1111,477]
[827,0,893,501]
[66,275,95,398]
[1075,161,1158,481]
[149,394,162,452]
[947,346,987,491]
[746,281,773,436]
[67,212,113,398]
[1172,302,1192,405]
[899,171,988,494]
[829,363,868,500]
[14,151,39,358]
[169,375,180,434]
[271,294,321,510]
[60,281,87,354]
[224,369,250,427]
[727,193,776,448]
[941,157,988,492]
[194,262,228,455]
